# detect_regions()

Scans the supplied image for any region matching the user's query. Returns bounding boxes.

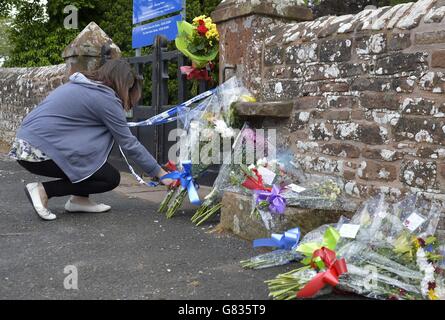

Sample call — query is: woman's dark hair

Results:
[84,60,142,111]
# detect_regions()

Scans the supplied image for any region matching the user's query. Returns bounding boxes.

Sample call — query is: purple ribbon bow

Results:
[255,185,287,214]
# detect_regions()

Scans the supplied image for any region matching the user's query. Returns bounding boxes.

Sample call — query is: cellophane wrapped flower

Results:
[191,122,256,225]
[189,78,257,225]
[265,220,349,299]
[194,120,308,226]
[265,266,319,300]
[266,194,444,300]
[250,172,344,230]
[334,194,445,300]
[241,249,302,270]
[159,77,255,220]
[175,15,219,73]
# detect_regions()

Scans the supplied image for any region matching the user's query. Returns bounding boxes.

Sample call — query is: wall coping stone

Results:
[212,0,313,23]
[62,22,121,59]
[234,101,293,118]
[266,0,442,46]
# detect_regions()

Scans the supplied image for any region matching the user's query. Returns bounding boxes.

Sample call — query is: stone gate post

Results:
[211,0,313,96]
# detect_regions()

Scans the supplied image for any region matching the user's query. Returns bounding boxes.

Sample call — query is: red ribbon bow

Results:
[297,247,348,298]
[241,168,271,191]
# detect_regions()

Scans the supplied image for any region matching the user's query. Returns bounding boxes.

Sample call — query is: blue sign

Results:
[132,14,182,49]
[133,0,183,24]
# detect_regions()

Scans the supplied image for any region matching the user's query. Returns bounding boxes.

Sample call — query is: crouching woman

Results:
[9,60,172,220]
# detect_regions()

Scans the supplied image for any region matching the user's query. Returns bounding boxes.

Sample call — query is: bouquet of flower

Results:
[266,224,347,299]
[251,176,343,230]
[240,214,352,272]
[176,15,219,81]
[190,124,250,226]
[335,194,445,300]
[194,129,342,228]
[158,160,210,219]
[265,195,445,300]
[159,77,254,219]
[243,158,292,230]
[192,124,300,225]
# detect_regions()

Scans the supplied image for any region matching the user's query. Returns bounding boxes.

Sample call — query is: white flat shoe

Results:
[65,199,111,213]
[24,183,57,221]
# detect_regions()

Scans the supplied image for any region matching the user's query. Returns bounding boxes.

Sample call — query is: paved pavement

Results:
[0,154,361,300]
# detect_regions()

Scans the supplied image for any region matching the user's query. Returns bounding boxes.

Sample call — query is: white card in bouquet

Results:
[286,184,307,193]
[339,224,361,239]
[403,212,425,232]
[257,166,276,185]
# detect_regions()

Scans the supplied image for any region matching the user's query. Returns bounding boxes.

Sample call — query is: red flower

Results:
[197,25,208,36]
[197,20,208,36]
[428,282,437,291]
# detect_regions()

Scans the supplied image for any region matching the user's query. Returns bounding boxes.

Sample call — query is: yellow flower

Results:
[206,25,216,33]
[413,238,421,250]
[206,30,217,39]
[204,112,216,122]
[428,289,439,300]
[241,95,257,102]
[193,15,207,24]
[205,26,219,41]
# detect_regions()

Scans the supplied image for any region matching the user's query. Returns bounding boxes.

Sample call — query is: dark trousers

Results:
[17,160,121,198]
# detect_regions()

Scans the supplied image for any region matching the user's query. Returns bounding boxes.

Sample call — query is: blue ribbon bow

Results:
[160,161,201,205]
[253,227,301,250]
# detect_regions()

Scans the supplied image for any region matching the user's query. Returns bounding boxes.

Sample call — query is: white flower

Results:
[417,248,426,259]
[214,120,235,138]
[416,248,437,298]
[269,159,278,171]
[190,120,201,130]
[248,164,256,170]
[436,284,445,299]
[201,128,215,141]
[257,157,268,167]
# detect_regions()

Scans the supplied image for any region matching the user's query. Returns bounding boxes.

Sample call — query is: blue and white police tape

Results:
[121,88,216,187]
[127,88,216,128]
[118,146,158,187]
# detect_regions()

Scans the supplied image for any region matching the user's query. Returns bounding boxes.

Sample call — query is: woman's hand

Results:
[157,168,175,187]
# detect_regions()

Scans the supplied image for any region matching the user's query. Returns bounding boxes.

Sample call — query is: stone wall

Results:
[213,0,313,93]
[0,65,67,145]
[241,0,445,201]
